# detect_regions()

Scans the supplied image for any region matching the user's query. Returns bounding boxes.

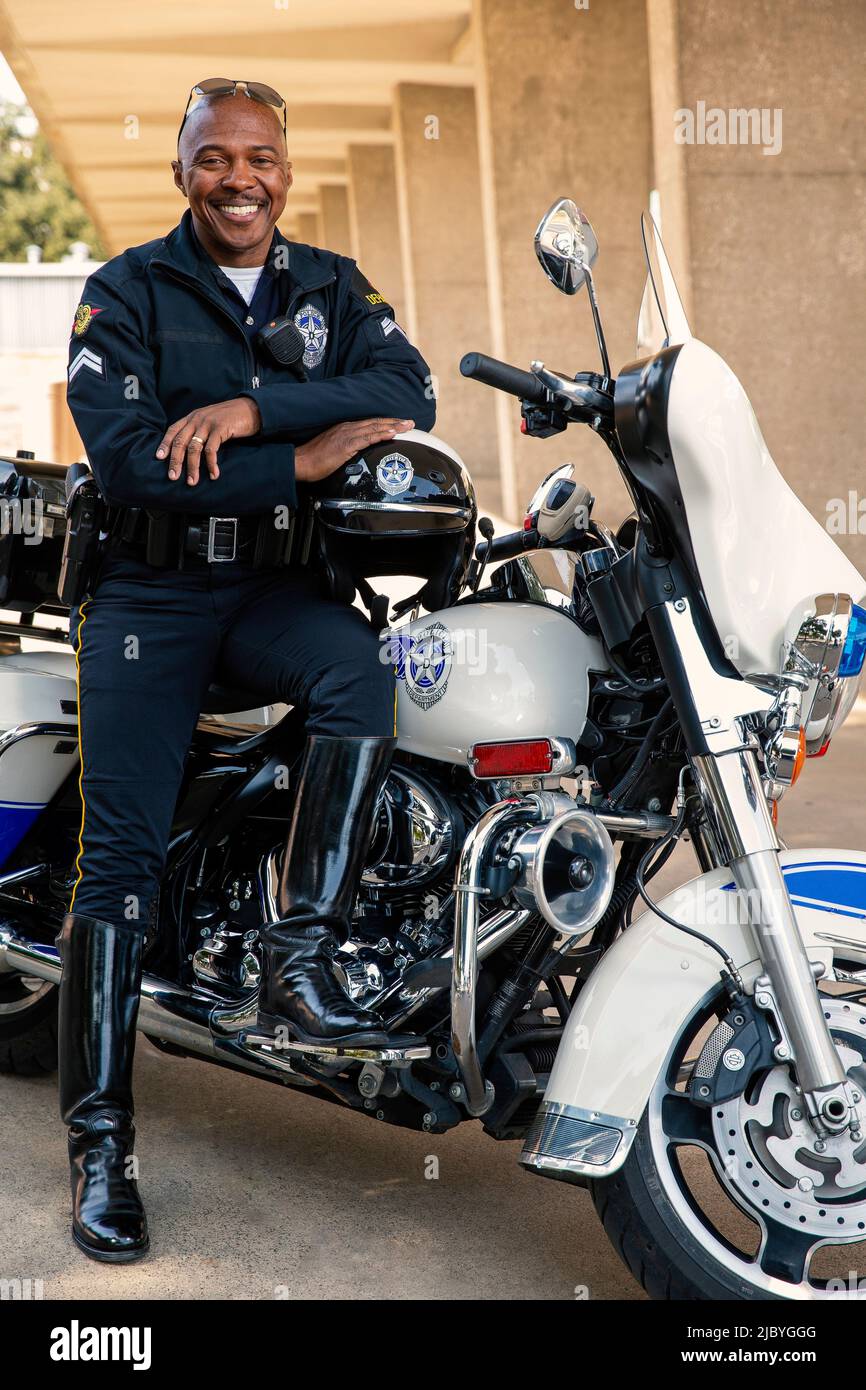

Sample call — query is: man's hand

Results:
[295,418,414,483]
[157,397,262,486]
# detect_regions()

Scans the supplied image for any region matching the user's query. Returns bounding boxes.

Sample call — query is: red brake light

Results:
[469,739,553,778]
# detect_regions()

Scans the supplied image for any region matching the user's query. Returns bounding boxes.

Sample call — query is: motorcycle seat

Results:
[199,682,275,716]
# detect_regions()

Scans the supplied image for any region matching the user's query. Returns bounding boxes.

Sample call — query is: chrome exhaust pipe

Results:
[0,923,304,1085]
[451,796,540,1117]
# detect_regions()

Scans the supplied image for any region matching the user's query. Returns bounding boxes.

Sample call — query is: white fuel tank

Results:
[394,601,606,767]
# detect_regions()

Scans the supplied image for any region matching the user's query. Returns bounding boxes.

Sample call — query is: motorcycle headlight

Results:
[782,593,866,756]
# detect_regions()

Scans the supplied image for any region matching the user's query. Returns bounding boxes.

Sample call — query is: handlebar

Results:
[459,352,548,406]
[461,351,615,427]
[474,528,534,562]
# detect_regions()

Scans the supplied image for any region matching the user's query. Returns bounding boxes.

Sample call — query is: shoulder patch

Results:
[350,266,392,313]
[72,303,104,338]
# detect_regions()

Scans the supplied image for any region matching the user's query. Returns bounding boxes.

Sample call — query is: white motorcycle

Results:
[1,201,864,1300]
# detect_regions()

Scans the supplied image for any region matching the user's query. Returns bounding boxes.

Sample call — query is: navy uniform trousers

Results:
[69,549,395,930]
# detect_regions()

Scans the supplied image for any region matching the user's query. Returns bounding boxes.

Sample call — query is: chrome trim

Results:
[467,735,577,782]
[362,766,454,888]
[0,721,78,753]
[451,797,539,1116]
[520,1100,638,1181]
[320,500,470,517]
[691,745,779,861]
[784,592,857,755]
[664,597,774,746]
[592,808,676,839]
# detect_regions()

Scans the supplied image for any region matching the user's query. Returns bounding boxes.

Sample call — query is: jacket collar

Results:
[151,209,333,296]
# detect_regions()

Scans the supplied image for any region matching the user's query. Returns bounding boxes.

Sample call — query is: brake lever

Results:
[530,361,614,426]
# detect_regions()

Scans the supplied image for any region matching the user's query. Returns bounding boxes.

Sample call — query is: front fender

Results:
[521,848,866,1182]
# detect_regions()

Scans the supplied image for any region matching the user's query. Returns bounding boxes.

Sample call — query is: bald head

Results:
[172,91,292,267]
[177,91,286,161]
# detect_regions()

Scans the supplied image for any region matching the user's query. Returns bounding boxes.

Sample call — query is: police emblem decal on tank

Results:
[293,302,328,367]
[377,452,414,496]
[400,622,452,710]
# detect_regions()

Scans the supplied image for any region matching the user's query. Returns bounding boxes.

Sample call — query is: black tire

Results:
[588,1114,776,1300]
[0,977,59,1076]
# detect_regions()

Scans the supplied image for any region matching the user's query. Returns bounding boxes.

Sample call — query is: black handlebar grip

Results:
[474,528,532,562]
[460,351,548,407]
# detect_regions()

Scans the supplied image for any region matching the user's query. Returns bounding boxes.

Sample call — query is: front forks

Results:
[654,594,855,1138]
[692,743,854,1137]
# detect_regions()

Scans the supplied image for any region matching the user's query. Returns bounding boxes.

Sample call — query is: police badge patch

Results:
[399,622,452,710]
[293,302,328,368]
[72,303,104,338]
[376,452,414,496]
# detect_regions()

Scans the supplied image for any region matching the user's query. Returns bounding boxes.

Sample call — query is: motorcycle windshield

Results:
[636,211,692,356]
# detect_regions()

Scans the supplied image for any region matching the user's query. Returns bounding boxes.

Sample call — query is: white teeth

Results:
[219,204,260,217]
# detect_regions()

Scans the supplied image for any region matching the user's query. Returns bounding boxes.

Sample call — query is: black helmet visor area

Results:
[316,499,473,536]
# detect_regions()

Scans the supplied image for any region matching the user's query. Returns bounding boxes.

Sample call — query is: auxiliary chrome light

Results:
[782,593,866,757]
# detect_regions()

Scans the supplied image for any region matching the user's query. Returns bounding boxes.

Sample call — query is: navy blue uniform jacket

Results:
[65,210,435,516]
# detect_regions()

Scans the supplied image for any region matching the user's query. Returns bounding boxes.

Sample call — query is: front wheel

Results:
[0,973,58,1075]
[590,967,866,1299]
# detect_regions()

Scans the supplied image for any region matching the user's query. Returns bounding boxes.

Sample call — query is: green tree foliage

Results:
[0,102,106,262]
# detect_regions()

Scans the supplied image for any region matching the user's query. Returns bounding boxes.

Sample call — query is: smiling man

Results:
[61,78,435,1266]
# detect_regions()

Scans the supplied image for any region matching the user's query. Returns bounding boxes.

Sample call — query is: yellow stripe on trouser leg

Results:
[69,599,91,909]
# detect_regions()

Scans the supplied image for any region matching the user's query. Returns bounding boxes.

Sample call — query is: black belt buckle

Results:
[206,516,238,563]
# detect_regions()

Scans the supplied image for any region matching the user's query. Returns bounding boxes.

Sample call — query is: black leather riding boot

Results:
[258,735,414,1047]
[57,912,149,1262]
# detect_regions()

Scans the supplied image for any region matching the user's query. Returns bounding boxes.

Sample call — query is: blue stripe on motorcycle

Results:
[720,861,866,920]
[0,802,45,868]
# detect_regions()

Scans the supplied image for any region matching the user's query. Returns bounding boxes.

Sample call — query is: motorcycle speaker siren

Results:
[510,809,615,937]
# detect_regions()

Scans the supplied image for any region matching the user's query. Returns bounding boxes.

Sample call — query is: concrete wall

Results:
[393,82,500,506]
[473,0,653,527]
[671,0,866,572]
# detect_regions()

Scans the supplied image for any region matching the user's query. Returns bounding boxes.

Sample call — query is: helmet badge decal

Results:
[377,451,414,496]
[398,622,452,710]
[293,302,328,368]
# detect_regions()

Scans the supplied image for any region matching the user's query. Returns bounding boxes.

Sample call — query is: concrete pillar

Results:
[473,0,652,523]
[393,83,501,512]
[665,0,866,574]
[318,185,354,259]
[346,144,407,326]
[296,212,321,247]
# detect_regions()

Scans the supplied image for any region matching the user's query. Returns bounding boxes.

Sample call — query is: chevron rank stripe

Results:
[68,346,105,382]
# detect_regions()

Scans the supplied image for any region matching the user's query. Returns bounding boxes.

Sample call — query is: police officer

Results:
[62,78,435,1263]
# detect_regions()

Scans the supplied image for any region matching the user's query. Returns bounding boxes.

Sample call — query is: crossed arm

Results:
[155,398,415,485]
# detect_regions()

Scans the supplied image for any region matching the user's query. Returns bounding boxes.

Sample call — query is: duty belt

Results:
[109,505,315,571]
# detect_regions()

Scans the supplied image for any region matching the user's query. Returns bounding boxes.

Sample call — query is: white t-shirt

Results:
[218,264,264,305]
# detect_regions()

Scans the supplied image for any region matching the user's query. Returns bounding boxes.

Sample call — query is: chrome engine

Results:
[191,764,473,1003]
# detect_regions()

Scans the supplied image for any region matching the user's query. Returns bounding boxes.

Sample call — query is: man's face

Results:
[172,94,292,265]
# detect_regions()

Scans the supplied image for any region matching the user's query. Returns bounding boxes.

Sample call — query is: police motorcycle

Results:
[1,199,866,1301]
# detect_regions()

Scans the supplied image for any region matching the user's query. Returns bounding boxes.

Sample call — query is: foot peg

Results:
[241,1030,430,1064]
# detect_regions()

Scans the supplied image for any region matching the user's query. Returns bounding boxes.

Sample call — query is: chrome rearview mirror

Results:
[534,198,598,296]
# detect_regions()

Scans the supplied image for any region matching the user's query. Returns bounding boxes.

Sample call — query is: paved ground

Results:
[1,715,864,1301]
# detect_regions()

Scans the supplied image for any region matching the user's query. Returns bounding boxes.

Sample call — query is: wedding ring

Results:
[191,435,205,444]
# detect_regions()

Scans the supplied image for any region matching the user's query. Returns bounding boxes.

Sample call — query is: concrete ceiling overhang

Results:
[0,0,474,252]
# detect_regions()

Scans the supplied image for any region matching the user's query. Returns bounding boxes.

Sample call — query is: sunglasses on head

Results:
[178,78,287,144]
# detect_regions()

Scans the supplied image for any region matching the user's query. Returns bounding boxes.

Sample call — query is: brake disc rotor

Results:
[711,997,866,1240]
